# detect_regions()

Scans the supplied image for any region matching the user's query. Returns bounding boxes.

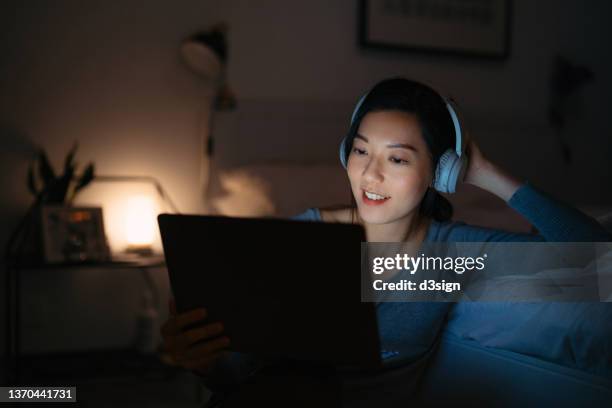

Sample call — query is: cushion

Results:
[445,250,612,377]
[206,163,351,217]
[597,212,612,234]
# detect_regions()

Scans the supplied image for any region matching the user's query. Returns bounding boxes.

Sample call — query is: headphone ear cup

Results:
[435,150,468,194]
[434,149,457,193]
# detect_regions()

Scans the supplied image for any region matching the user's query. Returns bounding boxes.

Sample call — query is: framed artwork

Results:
[40,206,111,264]
[359,0,512,59]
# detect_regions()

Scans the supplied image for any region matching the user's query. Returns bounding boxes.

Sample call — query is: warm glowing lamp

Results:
[124,195,157,255]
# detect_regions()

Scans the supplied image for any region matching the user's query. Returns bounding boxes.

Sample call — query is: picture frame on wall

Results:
[359,0,512,59]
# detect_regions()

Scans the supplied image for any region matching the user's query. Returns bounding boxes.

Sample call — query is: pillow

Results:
[206,162,351,217]
[445,250,612,377]
[597,211,612,234]
[577,206,612,234]
[445,302,612,378]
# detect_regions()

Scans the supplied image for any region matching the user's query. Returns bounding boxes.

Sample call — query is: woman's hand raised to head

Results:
[462,133,524,202]
[463,132,489,186]
[160,298,231,376]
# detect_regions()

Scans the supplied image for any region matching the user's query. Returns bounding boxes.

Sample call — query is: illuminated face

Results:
[347,110,433,225]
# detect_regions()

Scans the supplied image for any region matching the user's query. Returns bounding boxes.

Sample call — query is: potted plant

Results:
[6,143,108,265]
[27,142,95,205]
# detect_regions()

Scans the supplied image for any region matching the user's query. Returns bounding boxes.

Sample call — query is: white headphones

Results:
[339,89,467,194]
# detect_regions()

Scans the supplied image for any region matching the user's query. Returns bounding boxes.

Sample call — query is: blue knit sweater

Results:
[202,182,612,395]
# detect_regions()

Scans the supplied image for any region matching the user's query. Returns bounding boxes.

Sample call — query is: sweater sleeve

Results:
[450,182,612,243]
[290,208,321,222]
[507,182,611,241]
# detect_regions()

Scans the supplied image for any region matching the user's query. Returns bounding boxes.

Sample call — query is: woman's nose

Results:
[362,158,384,183]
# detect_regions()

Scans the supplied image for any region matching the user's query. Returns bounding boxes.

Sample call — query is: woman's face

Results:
[347,110,433,225]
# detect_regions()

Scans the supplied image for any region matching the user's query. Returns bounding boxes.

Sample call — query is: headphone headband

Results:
[347,89,464,159]
[350,93,368,124]
[444,97,463,157]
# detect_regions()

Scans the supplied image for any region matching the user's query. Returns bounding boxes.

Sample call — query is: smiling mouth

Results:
[362,189,390,205]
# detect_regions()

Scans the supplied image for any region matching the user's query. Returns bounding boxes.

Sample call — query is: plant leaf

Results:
[49,167,74,204]
[38,149,55,187]
[74,163,95,193]
[64,142,78,174]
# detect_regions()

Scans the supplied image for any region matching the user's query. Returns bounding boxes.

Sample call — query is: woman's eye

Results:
[390,157,409,165]
[352,148,367,155]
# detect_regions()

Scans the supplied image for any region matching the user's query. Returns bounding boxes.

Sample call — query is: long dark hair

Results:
[345,77,455,224]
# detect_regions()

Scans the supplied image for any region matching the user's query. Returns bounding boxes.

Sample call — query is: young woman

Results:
[160,78,611,406]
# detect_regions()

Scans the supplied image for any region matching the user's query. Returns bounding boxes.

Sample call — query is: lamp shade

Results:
[180,28,228,81]
[180,41,222,81]
[180,25,236,110]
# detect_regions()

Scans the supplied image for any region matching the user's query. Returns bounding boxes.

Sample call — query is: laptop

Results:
[158,213,405,372]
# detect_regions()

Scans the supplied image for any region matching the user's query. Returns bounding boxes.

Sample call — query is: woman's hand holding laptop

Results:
[160,297,231,376]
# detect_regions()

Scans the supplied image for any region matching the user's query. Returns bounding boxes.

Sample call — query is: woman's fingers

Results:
[160,307,207,337]
[187,322,225,343]
[175,308,207,329]
[177,336,231,363]
[158,305,228,370]
[176,322,225,349]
